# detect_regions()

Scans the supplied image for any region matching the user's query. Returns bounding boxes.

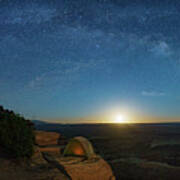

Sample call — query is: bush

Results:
[0,106,35,158]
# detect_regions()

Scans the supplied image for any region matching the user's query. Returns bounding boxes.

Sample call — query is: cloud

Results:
[150,41,171,57]
[142,91,166,97]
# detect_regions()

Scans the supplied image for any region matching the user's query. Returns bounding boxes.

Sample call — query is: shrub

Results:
[0,106,35,158]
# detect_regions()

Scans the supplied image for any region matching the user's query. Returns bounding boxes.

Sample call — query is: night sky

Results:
[1,0,180,122]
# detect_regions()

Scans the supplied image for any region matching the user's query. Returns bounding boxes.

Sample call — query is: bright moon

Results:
[114,114,126,123]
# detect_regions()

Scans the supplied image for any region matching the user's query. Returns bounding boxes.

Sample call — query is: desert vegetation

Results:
[0,105,35,158]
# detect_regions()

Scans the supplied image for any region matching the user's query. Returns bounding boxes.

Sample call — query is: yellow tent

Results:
[63,136,95,158]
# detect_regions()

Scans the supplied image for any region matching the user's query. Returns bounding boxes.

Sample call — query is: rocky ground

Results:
[0,149,68,180]
[0,130,115,180]
[2,123,180,180]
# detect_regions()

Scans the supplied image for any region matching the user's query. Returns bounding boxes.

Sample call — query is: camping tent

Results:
[63,136,95,158]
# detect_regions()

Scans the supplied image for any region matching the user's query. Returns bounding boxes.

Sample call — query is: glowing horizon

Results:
[38,113,180,124]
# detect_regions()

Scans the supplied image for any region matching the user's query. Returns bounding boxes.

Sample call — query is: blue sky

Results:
[0,0,180,122]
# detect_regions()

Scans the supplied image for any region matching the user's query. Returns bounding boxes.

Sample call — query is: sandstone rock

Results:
[31,146,47,165]
[39,146,62,155]
[35,131,60,146]
[57,155,115,180]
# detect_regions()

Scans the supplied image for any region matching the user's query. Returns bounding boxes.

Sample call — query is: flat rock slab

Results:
[35,131,60,146]
[39,146,62,155]
[56,156,115,180]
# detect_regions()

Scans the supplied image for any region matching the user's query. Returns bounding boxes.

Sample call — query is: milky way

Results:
[0,0,180,120]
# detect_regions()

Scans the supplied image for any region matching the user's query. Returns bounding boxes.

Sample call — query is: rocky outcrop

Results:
[37,134,115,180]
[35,131,61,146]
[43,151,115,180]
[1,130,115,180]
[58,156,115,180]
[35,130,67,155]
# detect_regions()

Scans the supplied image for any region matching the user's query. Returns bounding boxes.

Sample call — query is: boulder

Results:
[35,131,60,146]
[57,156,115,180]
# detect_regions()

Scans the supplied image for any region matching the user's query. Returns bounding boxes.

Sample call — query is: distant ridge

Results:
[31,120,48,126]
[32,120,180,126]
